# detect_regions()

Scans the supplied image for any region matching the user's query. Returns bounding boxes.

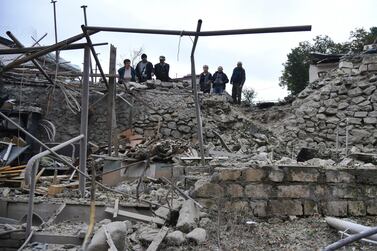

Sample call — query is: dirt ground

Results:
[170,215,377,251]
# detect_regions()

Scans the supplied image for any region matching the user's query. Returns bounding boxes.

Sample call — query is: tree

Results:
[117,47,144,68]
[279,27,377,95]
[242,87,257,106]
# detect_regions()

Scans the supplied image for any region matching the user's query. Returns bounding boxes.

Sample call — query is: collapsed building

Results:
[1,23,377,250]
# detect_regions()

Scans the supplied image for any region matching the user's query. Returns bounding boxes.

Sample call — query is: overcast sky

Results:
[1,0,376,101]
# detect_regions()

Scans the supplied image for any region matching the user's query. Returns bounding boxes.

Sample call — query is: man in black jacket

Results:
[230,61,246,104]
[135,54,154,82]
[154,56,171,82]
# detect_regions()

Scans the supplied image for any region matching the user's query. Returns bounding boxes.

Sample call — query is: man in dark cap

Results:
[154,56,171,82]
[135,53,154,82]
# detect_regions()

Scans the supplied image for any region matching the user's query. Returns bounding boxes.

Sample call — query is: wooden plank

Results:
[180,156,228,160]
[31,233,83,245]
[113,198,119,218]
[48,181,79,196]
[0,169,23,174]
[104,225,118,251]
[42,203,66,227]
[35,168,46,182]
[105,207,165,226]
[146,226,169,251]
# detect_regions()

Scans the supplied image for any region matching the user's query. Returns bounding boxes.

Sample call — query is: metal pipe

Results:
[1,31,98,72]
[79,46,90,196]
[107,45,117,157]
[25,134,84,237]
[51,0,59,68]
[0,42,107,55]
[84,25,311,36]
[190,20,205,167]
[6,31,55,86]
[81,25,108,88]
[81,5,95,85]
[324,227,377,250]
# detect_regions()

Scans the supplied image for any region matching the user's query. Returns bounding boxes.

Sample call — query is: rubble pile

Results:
[273,53,377,157]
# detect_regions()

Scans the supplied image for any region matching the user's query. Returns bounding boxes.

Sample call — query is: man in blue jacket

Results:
[118,59,136,83]
[230,62,246,104]
[135,54,154,82]
[212,66,229,94]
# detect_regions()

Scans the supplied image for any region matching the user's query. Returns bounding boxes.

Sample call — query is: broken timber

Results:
[146,226,169,251]
[105,207,165,226]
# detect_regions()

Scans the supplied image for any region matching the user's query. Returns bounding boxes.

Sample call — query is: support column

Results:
[79,46,90,196]
[107,45,117,156]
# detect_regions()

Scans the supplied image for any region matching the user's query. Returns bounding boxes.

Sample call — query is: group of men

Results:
[118,53,170,83]
[118,54,246,105]
[199,62,246,104]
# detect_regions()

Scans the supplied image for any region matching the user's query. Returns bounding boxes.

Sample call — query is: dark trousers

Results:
[232,83,243,104]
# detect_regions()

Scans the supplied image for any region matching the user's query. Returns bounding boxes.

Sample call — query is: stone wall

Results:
[193,165,377,217]
[0,80,198,143]
[277,53,377,154]
[0,228,25,250]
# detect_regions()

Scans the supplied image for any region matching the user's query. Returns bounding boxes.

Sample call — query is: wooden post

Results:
[107,45,118,156]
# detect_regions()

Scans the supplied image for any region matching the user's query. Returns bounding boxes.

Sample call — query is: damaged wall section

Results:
[192,165,377,217]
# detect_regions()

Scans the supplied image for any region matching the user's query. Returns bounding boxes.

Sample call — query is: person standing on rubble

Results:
[199,65,212,94]
[154,56,171,82]
[230,61,246,104]
[118,59,136,83]
[211,66,229,94]
[135,54,154,82]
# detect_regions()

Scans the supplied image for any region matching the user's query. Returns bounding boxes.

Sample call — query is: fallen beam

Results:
[1,30,98,72]
[31,233,83,245]
[0,42,108,55]
[105,207,165,226]
[180,156,228,160]
[146,226,169,251]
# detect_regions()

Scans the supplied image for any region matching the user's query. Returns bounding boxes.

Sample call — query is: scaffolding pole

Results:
[79,46,90,196]
[190,19,205,167]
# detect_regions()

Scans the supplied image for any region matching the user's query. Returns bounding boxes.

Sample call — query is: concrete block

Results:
[303,200,318,216]
[277,185,311,198]
[330,186,359,199]
[243,168,266,181]
[290,168,319,182]
[244,184,272,199]
[367,200,377,215]
[325,170,354,183]
[339,61,353,69]
[250,200,267,217]
[176,200,200,233]
[268,169,285,182]
[269,200,303,216]
[224,201,249,213]
[348,201,366,216]
[218,168,241,181]
[192,180,224,198]
[226,184,244,198]
[324,201,347,216]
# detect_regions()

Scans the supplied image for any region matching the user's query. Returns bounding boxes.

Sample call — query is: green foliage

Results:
[242,87,257,106]
[280,27,377,95]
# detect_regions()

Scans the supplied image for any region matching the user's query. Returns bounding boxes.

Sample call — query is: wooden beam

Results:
[146,226,169,251]
[105,207,165,226]
[107,45,117,156]
[113,198,119,218]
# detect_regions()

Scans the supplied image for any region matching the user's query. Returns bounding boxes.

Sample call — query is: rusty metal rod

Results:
[6,32,55,85]
[84,25,311,36]
[0,42,107,55]
[1,30,98,72]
